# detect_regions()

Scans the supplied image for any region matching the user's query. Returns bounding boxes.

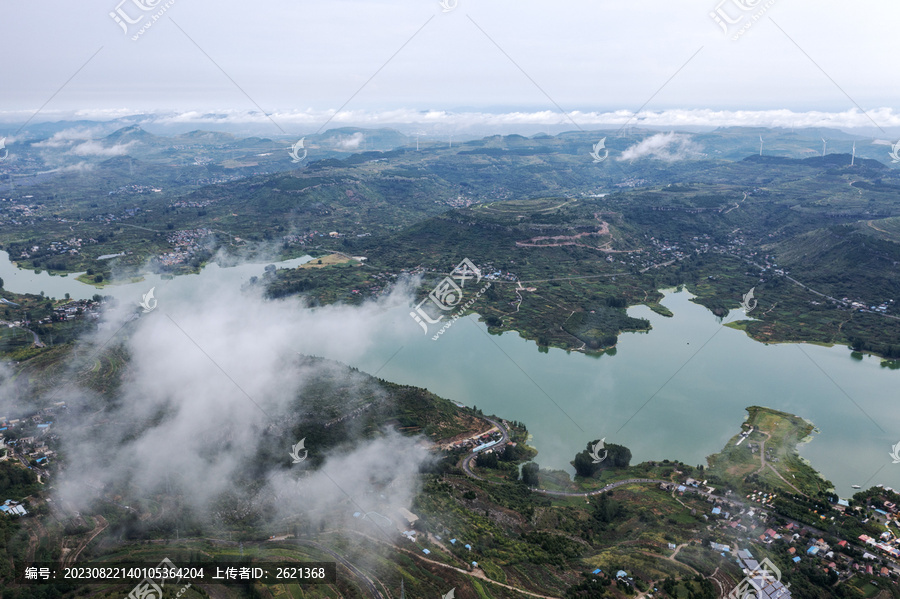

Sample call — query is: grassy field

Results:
[296,253,356,269]
[707,406,829,496]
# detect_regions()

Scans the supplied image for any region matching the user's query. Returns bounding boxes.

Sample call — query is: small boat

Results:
[851,485,861,489]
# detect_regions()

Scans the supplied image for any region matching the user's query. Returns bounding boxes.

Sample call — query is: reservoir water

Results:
[0,250,314,301]
[2,251,898,495]
[343,292,900,496]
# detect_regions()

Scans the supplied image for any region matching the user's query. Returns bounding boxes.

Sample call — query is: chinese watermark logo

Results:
[710,0,778,40]
[726,557,789,599]
[0,138,8,161]
[590,438,608,464]
[889,140,900,164]
[140,287,158,313]
[289,138,308,163]
[110,0,177,41]
[127,557,191,599]
[439,0,458,13]
[741,287,757,313]
[889,441,900,464]
[410,258,492,340]
[590,138,609,163]
[289,438,308,463]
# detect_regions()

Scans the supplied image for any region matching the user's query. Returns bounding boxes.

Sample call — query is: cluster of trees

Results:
[0,462,39,500]
[573,441,632,478]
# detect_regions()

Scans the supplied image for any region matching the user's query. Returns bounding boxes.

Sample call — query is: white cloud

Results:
[52,271,429,532]
[334,132,365,150]
[618,132,703,162]
[32,127,107,148]
[70,140,136,156]
[51,162,96,173]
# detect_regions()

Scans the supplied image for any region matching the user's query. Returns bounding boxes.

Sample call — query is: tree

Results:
[521,462,539,486]
[477,451,499,469]
[574,441,632,478]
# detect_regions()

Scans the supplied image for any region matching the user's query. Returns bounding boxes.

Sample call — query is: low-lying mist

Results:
[41,264,431,543]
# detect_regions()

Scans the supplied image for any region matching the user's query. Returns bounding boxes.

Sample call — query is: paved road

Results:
[735,254,900,322]
[0,319,44,347]
[530,478,664,497]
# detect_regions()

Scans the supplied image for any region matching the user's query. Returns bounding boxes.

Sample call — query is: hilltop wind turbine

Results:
[759,135,764,156]
[822,138,828,157]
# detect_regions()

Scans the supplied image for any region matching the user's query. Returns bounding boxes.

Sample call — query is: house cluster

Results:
[662,477,719,498]
[17,235,102,260]
[157,227,213,266]
[584,567,638,592]
[719,513,897,585]
[280,231,322,246]
[440,195,478,209]
[0,499,27,516]
[733,549,792,598]
[1,403,64,469]
[0,197,41,227]
[482,270,519,283]
[448,429,505,453]
[171,198,214,209]
[38,299,102,325]
[47,237,84,256]
[2,431,57,468]
[843,297,893,314]
[858,533,900,560]
[613,177,648,188]
[107,184,163,196]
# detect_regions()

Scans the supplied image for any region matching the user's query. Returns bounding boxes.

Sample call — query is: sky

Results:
[1,1,899,132]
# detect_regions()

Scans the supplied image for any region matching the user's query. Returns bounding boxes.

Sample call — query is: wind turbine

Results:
[413,129,428,152]
[821,138,827,157]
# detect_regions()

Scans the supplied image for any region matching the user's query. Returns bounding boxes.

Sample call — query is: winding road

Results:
[460,416,510,480]
[530,478,665,498]
[0,319,44,347]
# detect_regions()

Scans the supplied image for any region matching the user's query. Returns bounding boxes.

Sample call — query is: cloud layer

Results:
[51,269,428,535]
[4,107,900,136]
[618,132,703,161]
